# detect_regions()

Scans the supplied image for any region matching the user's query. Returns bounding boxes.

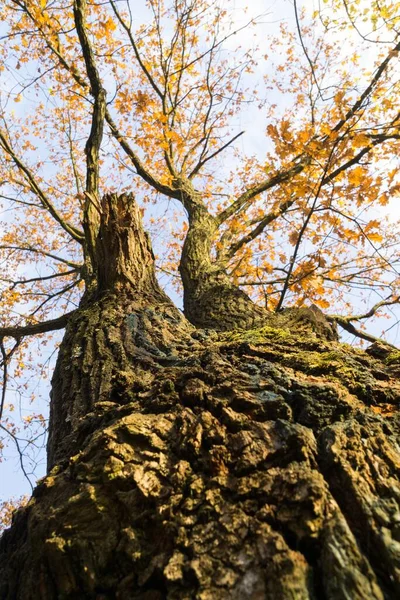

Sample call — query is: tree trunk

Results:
[1,195,400,599]
[176,180,267,331]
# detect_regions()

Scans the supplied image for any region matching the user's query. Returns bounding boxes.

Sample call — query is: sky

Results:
[1,0,400,502]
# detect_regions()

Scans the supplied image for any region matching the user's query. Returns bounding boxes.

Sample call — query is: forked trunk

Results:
[1,194,400,599]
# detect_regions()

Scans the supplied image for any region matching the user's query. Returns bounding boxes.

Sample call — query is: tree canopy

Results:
[1,0,400,504]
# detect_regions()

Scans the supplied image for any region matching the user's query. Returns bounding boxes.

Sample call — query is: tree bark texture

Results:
[1,195,400,599]
[177,181,268,332]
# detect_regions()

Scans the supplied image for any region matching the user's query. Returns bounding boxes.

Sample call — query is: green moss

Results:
[386,351,400,365]
[103,469,124,482]
[162,379,175,393]
[287,349,359,379]
[222,325,294,345]
[291,350,343,370]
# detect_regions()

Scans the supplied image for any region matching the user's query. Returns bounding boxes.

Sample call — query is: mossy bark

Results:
[1,195,400,599]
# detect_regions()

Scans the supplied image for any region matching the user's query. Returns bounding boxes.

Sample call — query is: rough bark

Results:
[1,195,400,599]
[47,192,188,470]
[178,180,268,331]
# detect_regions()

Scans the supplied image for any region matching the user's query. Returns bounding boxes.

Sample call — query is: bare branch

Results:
[294,0,324,100]
[332,295,400,324]
[276,140,339,311]
[0,245,81,269]
[189,131,245,179]
[169,15,262,79]
[217,157,311,225]
[328,206,400,278]
[0,339,19,422]
[329,315,397,348]
[109,0,164,100]
[225,197,296,259]
[0,312,74,340]
[28,280,80,319]
[0,424,34,490]
[1,268,79,289]
[0,130,84,243]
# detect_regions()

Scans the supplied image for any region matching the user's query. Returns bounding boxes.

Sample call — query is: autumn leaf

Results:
[347,166,366,186]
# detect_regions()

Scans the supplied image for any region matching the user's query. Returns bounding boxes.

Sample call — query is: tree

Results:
[1,0,400,597]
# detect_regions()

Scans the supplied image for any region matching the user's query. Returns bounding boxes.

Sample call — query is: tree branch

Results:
[276,140,340,311]
[0,312,75,340]
[1,268,79,289]
[189,131,245,179]
[329,315,397,348]
[104,109,180,198]
[0,339,18,422]
[11,0,179,201]
[73,0,106,200]
[322,136,383,184]
[332,37,400,134]
[217,36,400,227]
[0,130,84,243]
[109,0,164,100]
[0,423,34,490]
[331,295,400,324]
[0,245,81,269]
[225,197,296,259]
[294,0,324,100]
[216,157,311,225]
